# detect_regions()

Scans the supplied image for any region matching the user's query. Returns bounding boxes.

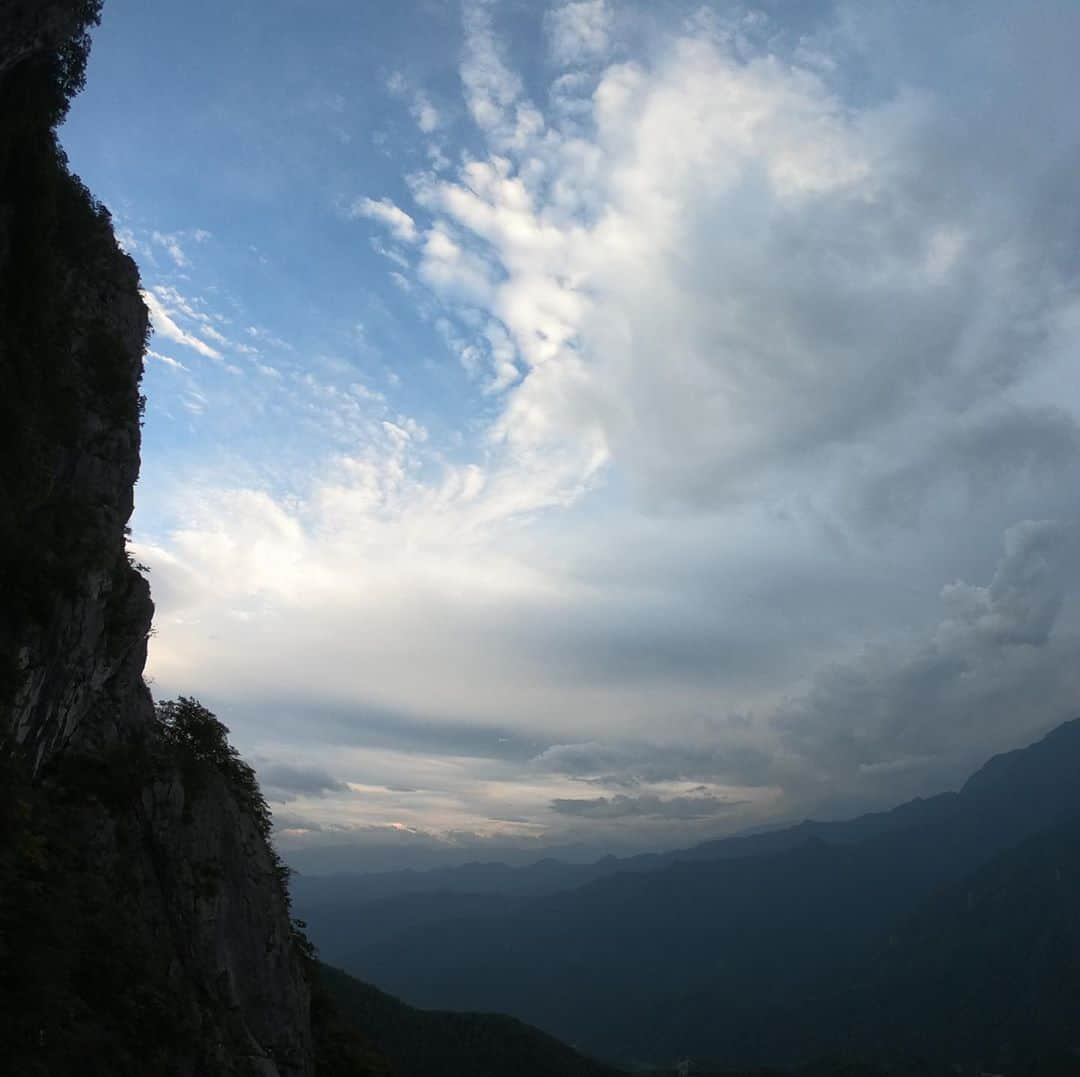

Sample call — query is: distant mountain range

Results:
[296,719,1080,1071]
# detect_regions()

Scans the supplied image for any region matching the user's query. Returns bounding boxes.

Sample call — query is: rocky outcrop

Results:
[0,4,315,1073]
[0,0,89,82]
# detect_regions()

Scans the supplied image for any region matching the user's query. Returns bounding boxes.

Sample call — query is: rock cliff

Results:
[0,3,316,1072]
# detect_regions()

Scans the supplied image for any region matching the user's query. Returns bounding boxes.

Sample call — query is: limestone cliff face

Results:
[0,4,313,1072]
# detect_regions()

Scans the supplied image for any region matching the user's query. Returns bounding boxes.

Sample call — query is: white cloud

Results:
[147,228,212,267]
[413,97,441,134]
[146,349,189,372]
[244,325,294,351]
[135,2,1080,863]
[115,225,149,258]
[546,0,613,66]
[351,196,419,244]
[181,390,207,415]
[199,324,231,347]
[460,0,542,148]
[142,289,222,360]
[386,71,443,133]
[376,13,1076,554]
[152,230,189,267]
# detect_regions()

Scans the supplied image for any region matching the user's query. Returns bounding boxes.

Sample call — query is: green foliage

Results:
[50,1,105,123]
[153,695,315,965]
[0,1,105,129]
[155,696,273,838]
[150,698,381,1072]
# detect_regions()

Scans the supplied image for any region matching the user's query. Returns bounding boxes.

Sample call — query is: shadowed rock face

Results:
[0,0,85,81]
[0,0,150,772]
[0,4,313,1072]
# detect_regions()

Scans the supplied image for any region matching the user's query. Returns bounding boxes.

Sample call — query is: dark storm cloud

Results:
[239,700,549,765]
[853,406,1080,532]
[532,737,776,790]
[773,520,1080,809]
[551,792,746,820]
[258,762,349,803]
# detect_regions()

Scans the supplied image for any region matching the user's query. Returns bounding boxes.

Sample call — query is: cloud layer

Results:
[123,0,1080,868]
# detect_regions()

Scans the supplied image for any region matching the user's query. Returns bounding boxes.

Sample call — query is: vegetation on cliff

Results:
[0,684,392,1073]
[0,6,327,1072]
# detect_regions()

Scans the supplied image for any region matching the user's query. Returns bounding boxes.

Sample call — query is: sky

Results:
[61,0,1080,873]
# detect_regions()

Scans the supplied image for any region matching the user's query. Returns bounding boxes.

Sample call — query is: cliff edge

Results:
[0,4,315,1072]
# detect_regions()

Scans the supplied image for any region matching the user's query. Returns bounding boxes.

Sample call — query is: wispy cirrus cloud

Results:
[107,0,1080,867]
[351,196,420,244]
[142,288,222,360]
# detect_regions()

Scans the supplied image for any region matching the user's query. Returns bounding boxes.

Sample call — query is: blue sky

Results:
[62,1,1080,872]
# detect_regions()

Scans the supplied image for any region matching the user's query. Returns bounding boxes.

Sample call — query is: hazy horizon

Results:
[60,0,1080,873]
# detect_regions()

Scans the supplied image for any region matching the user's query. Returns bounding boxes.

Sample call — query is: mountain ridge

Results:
[296,719,1080,910]
[298,716,1080,1069]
